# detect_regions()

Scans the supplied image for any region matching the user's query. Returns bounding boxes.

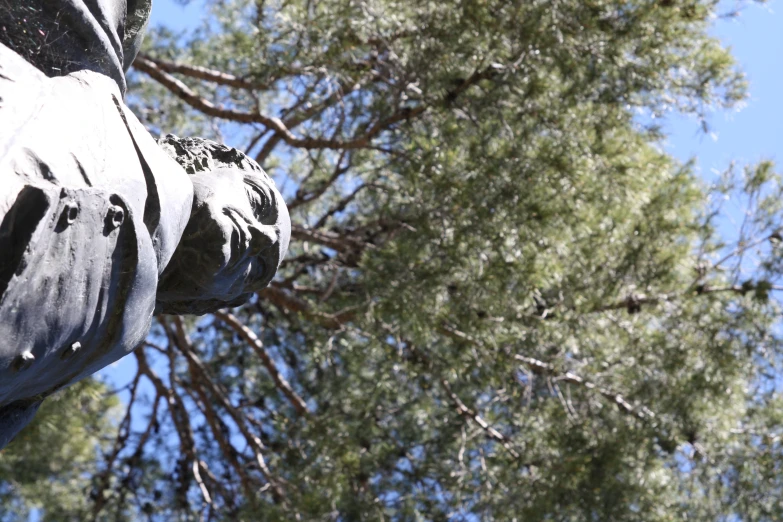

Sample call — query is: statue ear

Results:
[123,0,152,72]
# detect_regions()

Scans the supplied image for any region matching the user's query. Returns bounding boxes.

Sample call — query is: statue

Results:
[0,1,291,447]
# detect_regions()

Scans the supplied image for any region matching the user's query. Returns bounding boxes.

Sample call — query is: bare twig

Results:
[514,355,655,421]
[440,379,520,459]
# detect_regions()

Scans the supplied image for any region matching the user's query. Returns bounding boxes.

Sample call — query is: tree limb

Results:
[136,53,271,90]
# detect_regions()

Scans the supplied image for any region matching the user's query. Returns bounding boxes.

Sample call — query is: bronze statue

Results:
[0,0,290,447]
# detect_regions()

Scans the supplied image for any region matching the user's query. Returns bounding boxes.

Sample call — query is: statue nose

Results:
[248,224,275,255]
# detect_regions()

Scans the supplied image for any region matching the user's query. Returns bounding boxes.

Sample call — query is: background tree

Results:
[0,380,121,521]
[5,0,783,520]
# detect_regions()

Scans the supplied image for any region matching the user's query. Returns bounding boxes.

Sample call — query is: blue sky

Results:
[664,2,783,174]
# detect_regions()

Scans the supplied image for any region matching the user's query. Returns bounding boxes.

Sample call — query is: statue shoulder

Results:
[113,103,195,273]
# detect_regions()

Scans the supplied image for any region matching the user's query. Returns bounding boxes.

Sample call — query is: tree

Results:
[6,0,783,519]
[0,379,121,521]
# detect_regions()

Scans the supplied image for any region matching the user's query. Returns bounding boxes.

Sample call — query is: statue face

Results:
[156,168,290,314]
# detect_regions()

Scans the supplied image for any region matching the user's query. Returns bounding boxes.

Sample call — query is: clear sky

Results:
[664,1,783,174]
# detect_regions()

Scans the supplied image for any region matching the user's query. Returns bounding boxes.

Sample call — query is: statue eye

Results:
[245,185,267,219]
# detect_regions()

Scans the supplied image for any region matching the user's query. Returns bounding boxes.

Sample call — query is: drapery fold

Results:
[0,0,151,94]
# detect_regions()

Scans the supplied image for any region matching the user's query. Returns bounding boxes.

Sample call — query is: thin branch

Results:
[213,311,309,416]
[167,317,286,502]
[179,366,253,504]
[124,392,162,468]
[290,224,368,254]
[310,182,373,230]
[514,355,655,421]
[439,326,656,423]
[440,379,520,459]
[134,348,212,509]
[591,284,762,315]
[245,129,269,156]
[192,459,213,505]
[256,77,367,163]
[136,53,271,91]
[288,150,351,210]
[259,285,356,329]
[90,372,141,520]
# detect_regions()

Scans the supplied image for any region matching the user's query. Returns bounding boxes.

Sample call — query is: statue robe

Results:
[0,0,193,446]
[0,0,151,95]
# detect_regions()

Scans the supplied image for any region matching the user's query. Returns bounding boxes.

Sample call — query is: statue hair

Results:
[157,134,270,179]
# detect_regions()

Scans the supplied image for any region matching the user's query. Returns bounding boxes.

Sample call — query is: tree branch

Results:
[259,285,357,329]
[166,317,286,502]
[213,311,309,416]
[288,150,351,210]
[290,224,368,254]
[133,55,501,154]
[439,326,656,422]
[514,355,656,421]
[136,53,271,91]
[591,284,763,315]
[440,379,520,459]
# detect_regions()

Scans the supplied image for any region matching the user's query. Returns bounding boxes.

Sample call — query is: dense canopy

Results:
[4,0,783,520]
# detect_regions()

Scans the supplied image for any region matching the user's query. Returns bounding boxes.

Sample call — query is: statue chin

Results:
[154,226,258,316]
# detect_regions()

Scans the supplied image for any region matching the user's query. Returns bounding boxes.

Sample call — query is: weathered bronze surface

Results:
[0,0,290,447]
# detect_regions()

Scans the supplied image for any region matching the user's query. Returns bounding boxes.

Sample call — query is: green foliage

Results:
[0,379,120,521]
[10,0,783,520]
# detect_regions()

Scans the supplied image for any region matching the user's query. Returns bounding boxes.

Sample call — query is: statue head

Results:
[155,136,290,315]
